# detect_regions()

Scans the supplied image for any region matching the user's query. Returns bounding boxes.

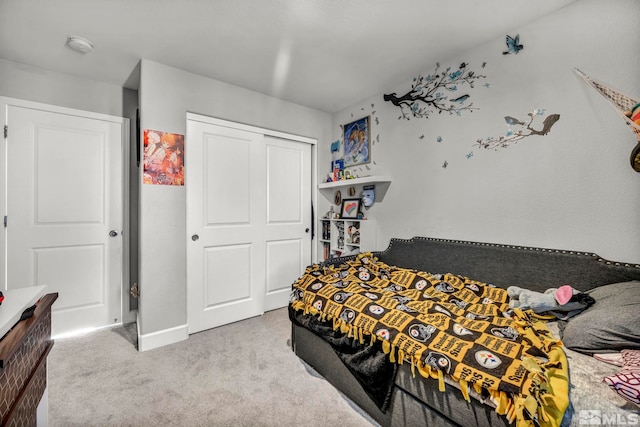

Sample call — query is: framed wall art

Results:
[340,198,361,219]
[343,116,370,167]
[143,129,184,186]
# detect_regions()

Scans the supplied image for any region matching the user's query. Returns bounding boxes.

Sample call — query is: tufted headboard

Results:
[367,237,640,293]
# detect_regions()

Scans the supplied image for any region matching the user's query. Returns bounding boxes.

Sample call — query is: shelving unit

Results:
[319,218,376,261]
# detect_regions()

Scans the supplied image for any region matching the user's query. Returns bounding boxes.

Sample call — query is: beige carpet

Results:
[47,308,378,427]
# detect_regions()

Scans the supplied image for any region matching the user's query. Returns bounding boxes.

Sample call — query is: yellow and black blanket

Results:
[290,253,570,427]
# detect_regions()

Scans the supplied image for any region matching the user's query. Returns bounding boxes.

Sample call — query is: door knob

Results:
[305,228,310,233]
[109,230,119,237]
[192,234,199,241]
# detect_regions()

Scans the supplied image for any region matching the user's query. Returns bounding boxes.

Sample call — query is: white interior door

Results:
[3,100,124,337]
[264,136,311,311]
[186,115,313,334]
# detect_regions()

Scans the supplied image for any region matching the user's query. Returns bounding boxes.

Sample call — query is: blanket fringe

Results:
[459,379,471,402]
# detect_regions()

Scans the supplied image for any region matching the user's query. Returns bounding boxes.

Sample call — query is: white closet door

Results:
[264,136,311,311]
[186,115,313,334]
[187,120,265,334]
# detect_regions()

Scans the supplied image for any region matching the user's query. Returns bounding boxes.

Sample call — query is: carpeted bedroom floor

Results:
[47,308,378,427]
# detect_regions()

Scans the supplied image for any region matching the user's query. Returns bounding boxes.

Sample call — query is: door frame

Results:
[0,96,133,327]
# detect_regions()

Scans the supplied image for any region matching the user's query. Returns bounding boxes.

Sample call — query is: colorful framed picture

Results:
[343,116,370,167]
[143,129,184,186]
[340,198,361,219]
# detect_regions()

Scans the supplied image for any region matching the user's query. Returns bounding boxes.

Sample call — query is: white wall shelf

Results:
[318,175,392,203]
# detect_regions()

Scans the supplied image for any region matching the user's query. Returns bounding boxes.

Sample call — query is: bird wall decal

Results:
[450,94,470,104]
[503,34,524,55]
[504,116,525,126]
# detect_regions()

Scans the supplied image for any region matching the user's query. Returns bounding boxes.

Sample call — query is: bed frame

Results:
[291,236,640,427]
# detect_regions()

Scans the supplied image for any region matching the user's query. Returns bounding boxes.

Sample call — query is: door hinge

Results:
[3,125,7,138]
[3,216,6,227]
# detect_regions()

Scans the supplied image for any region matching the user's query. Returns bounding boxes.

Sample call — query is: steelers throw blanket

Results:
[290,253,570,427]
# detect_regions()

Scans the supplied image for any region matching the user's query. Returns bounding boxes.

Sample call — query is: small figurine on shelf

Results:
[347,224,360,244]
[331,159,345,182]
[325,206,334,219]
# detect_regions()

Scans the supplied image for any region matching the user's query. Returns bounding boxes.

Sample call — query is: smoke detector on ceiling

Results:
[66,36,94,54]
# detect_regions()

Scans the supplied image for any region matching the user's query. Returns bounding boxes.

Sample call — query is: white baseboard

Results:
[137,320,188,352]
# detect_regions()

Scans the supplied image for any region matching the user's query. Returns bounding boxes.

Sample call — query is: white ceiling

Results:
[0,0,577,113]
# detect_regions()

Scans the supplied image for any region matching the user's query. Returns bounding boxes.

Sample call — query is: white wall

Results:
[138,60,331,348]
[329,0,640,263]
[0,58,126,116]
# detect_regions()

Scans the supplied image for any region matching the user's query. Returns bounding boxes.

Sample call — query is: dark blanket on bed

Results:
[289,305,397,412]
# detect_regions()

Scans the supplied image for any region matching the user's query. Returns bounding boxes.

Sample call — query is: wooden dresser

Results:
[0,291,58,427]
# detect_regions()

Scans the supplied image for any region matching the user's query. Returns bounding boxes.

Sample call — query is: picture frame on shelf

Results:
[340,198,361,219]
[343,116,371,167]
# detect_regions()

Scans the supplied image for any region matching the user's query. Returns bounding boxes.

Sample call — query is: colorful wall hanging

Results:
[574,68,640,172]
[143,129,185,185]
[473,108,560,150]
[384,62,487,120]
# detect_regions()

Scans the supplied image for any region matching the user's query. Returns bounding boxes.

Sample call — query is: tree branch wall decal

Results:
[384,62,487,120]
[473,108,560,150]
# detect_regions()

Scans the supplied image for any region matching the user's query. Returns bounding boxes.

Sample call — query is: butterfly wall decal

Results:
[503,34,523,55]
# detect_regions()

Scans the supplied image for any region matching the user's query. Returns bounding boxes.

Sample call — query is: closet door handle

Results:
[191,234,199,241]
[109,230,119,237]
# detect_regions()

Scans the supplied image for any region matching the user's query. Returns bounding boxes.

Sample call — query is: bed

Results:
[289,237,640,427]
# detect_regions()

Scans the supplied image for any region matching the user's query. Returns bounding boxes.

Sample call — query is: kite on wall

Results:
[473,108,560,150]
[143,129,184,185]
[575,68,640,172]
[383,62,488,120]
[503,34,524,55]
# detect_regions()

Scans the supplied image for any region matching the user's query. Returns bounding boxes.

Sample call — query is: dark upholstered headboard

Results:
[372,237,640,293]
